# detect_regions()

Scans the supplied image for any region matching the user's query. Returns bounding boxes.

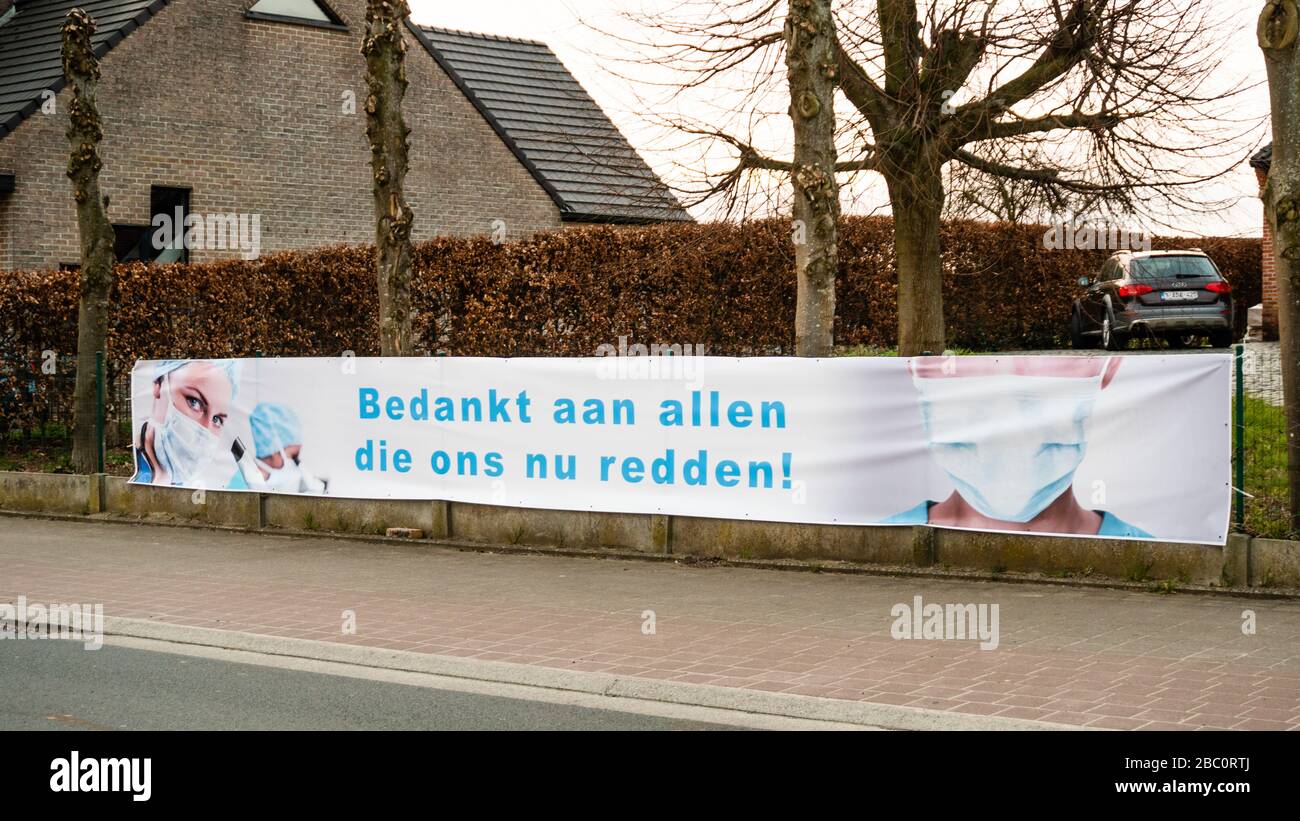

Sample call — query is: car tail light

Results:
[1118,284,1154,297]
[1205,281,1232,294]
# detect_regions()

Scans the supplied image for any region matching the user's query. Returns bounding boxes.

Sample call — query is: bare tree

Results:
[617,0,1252,355]
[63,9,115,474]
[787,0,840,356]
[362,0,415,356]
[1260,0,1300,529]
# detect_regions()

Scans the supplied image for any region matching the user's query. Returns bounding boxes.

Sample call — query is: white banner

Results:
[130,354,1230,544]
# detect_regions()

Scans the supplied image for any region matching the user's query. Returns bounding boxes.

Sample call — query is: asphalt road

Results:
[0,639,736,731]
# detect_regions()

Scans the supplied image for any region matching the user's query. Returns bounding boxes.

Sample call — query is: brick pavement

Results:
[2,517,1297,730]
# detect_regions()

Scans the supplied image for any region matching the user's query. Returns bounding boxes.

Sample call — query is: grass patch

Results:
[1124,558,1154,583]
[2,420,135,477]
[1238,396,1295,540]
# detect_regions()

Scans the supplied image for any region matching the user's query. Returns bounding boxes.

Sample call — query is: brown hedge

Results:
[0,216,1263,429]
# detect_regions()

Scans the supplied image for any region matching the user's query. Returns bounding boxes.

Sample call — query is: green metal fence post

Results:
[94,350,105,474]
[1234,343,1245,531]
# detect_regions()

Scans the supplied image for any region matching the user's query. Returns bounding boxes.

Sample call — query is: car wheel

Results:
[1069,309,1095,349]
[1208,328,1235,348]
[1102,317,1128,351]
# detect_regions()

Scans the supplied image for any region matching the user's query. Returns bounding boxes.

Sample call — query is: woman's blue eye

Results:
[186,396,201,410]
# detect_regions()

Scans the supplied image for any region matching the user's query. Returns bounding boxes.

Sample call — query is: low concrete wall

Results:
[0,472,95,515]
[103,477,259,528]
[934,528,1226,586]
[2,470,1297,590]
[1252,539,1300,589]
[670,516,914,564]
[451,503,659,552]
[262,495,434,536]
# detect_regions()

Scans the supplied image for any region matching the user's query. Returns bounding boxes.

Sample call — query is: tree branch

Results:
[917,28,986,110]
[878,0,922,96]
[834,39,890,128]
[952,148,1126,194]
[946,0,1098,145]
[969,111,1123,142]
[677,124,877,174]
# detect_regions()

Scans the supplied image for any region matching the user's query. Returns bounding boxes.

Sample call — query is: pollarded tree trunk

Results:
[885,159,946,356]
[363,0,415,356]
[785,0,840,357]
[63,9,115,475]
[1260,0,1300,529]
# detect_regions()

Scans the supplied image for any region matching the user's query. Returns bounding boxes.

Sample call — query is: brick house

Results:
[0,0,689,271]
[1250,143,1277,340]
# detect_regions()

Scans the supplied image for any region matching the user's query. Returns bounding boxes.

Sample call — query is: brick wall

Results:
[0,0,562,271]
[1257,167,1279,339]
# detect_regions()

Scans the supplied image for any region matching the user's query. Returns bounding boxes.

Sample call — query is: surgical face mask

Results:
[913,364,1106,523]
[257,450,303,492]
[154,375,220,485]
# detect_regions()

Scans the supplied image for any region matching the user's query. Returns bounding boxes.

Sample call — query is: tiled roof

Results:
[0,0,169,140]
[1249,144,1272,171]
[412,25,691,224]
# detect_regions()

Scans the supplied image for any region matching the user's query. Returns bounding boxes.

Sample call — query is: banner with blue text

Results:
[130,354,1230,544]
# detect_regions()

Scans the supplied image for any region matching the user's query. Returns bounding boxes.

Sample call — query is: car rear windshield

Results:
[1130,255,1218,280]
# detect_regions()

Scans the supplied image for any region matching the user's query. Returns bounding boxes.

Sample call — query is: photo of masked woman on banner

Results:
[132,359,241,486]
[880,355,1153,539]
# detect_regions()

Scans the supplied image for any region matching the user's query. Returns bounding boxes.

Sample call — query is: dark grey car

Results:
[1069,250,1235,350]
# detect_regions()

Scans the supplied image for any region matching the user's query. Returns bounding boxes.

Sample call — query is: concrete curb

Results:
[5,508,1299,600]
[5,614,1091,731]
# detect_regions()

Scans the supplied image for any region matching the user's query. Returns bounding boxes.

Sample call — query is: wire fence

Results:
[1234,342,1292,539]
[0,349,134,474]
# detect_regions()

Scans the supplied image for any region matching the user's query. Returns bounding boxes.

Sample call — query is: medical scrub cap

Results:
[249,402,303,458]
[154,359,242,401]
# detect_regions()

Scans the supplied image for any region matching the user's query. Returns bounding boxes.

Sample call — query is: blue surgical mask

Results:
[913,364,1106,523]
[154,375,219,485]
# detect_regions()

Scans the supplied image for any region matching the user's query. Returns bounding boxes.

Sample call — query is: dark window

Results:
[150,186,190,263]
[112,224,153,262]
[111,187,190,263]
[1130,255,1220,280]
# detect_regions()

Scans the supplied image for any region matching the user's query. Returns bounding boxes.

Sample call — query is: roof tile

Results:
[414,25,690,224]
[0,0,168,139]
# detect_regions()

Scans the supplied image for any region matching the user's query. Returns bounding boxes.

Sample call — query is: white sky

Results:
[409,0,1271,238]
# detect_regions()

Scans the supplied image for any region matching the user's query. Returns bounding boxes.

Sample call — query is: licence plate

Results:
[1159,290,1199,301]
